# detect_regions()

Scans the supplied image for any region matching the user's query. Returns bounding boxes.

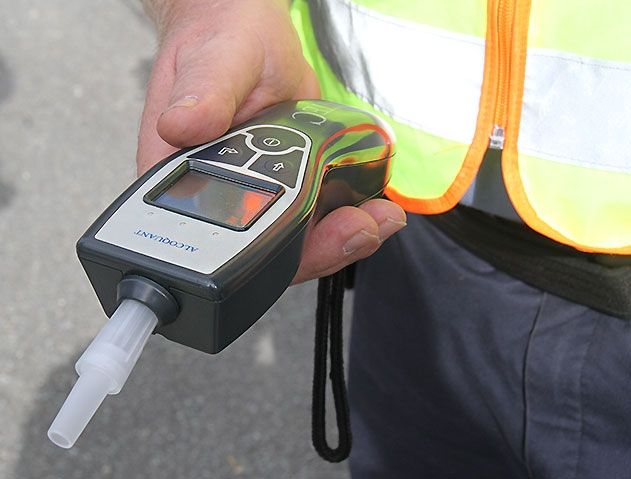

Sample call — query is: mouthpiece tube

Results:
[48,299,158,448]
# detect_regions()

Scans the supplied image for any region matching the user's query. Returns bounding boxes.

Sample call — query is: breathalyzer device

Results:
[48,100,394,450]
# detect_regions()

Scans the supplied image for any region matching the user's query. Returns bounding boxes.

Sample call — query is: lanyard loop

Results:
[312,268,352,462]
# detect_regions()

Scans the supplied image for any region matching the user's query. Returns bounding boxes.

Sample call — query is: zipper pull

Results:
[489,125,505,150]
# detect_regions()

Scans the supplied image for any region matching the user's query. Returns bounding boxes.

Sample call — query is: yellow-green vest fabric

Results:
[291,0,631,254]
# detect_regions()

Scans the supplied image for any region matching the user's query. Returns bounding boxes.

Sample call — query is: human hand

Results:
[137,0,406,284]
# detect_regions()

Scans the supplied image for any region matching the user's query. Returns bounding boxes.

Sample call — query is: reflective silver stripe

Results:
[309,0,485,144]
[520,49,631,173]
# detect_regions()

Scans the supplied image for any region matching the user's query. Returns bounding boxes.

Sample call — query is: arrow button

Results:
[188,134,256,166]
[249,150,304,188]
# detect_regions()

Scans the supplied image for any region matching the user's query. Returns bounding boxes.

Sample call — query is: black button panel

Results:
[248,127,306,153]
[188,134,256,167]
[189,126,308,189]
[249,150,304,188]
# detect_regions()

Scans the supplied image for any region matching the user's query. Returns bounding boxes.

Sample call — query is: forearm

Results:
[140,0,172,34]
[141,0,291,40]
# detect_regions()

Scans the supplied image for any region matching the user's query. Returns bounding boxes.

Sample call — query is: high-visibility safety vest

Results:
[291,0,631,254]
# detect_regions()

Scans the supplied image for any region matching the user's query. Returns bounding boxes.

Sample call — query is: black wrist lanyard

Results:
[311,268,352,463]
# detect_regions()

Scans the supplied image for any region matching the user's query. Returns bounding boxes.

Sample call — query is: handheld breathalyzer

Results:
[47,100,394,451]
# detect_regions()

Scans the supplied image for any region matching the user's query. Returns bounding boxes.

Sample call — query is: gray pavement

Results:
[0,1,351,478]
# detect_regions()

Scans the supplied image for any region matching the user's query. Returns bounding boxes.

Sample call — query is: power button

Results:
[248,126,306,153]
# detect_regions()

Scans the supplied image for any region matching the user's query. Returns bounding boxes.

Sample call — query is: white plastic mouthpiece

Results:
[48,299,158,448]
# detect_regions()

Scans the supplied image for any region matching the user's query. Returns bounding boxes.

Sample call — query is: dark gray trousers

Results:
[349,214,631,479]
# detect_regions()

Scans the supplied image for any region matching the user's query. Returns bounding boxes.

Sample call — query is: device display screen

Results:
[152,169,279,229]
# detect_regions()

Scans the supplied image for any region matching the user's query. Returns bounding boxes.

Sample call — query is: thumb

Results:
[157,33,265,148]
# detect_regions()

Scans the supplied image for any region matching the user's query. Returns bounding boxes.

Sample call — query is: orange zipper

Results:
[489,0,515,150]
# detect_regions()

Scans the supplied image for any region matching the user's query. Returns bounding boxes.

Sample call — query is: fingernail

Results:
[378,217,407,242]
[343,230,380,256]
[164,95,199,113]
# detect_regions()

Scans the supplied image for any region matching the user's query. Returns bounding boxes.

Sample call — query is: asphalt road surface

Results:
[0,1,352,478]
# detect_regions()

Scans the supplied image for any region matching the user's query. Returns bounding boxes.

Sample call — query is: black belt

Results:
[426,205,631,320]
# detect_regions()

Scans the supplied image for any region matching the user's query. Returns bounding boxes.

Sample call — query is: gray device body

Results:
[77,101,394,354]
